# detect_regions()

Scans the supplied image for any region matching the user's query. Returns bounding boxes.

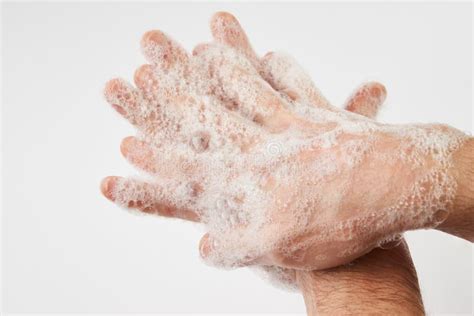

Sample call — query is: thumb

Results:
[198,232,262,268]
[344,81,387,119]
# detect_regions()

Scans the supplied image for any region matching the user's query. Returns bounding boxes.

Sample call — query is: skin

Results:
[308,138,474,315]
[297,239,425,315]
[100,11,473,314]
[437,137,474,242]
[206,9,474,252]
[208,19,473,316]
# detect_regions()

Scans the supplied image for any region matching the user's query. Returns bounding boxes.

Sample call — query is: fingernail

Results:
[112,104,126,115]
[199,234,212,258]
[100,177,117,200]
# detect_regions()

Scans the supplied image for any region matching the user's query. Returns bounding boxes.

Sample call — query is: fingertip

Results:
[120,136,136,157]
[344,81,388,118]
[210,11,238,30]
[133,64,155,89]
[368,81,387,101]
[141,30,167,47]
[141,30,188,67]
[192,43,212,56]
[100,176,121,200]
[261,52,276,70]
[103,78,135,115]
[210,11,257,63]
[103,78,124,100]
[212,11,237,22]
[140,30,168,64]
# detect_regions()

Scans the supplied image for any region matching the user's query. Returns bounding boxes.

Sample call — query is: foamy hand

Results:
[207,12,390,287]
[101,14,468,273]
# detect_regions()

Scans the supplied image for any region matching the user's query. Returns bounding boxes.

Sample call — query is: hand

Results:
[210,12,385,119]
[204,12,391,288]
[102,12,390,290]
[101,12,468,272]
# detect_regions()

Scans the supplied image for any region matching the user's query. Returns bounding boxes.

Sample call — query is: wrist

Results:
[436,137,474,241]
[296,241,424,315]
[386,124,471,234]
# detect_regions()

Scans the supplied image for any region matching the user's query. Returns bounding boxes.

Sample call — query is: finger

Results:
[210,11,259,67]
[260,52,333,109]
[132,64,206,142]
[104,78,142,124]
[121,135,209,181]
[101,176,200,222]
[141,30,189,70]
[193,43,292,131]
[120,136,158,174]
[134,64,161,104]
[198,232,263,268]
[210,13,330,114]
[134,63,190,106]
[344,82,387,119]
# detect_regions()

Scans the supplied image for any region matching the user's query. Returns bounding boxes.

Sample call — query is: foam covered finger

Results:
[260,52,332,109]
[344,82,387,119]
[104,78,141,121]
[134,64,160,99]
[141,30,189,70]
[134,63,189,105]
[101,176,200,222]
[192,44,289,130]
[198,232,264,268]
[210,11,259,67]
[120,136,158,174]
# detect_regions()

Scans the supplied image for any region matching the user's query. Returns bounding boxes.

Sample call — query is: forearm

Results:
[296,241,424,315]
[437,137,474,241]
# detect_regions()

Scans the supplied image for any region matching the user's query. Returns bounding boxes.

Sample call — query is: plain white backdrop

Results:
[2,2,473,314]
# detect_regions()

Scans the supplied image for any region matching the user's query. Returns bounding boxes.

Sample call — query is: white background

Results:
[2,2,473,314]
